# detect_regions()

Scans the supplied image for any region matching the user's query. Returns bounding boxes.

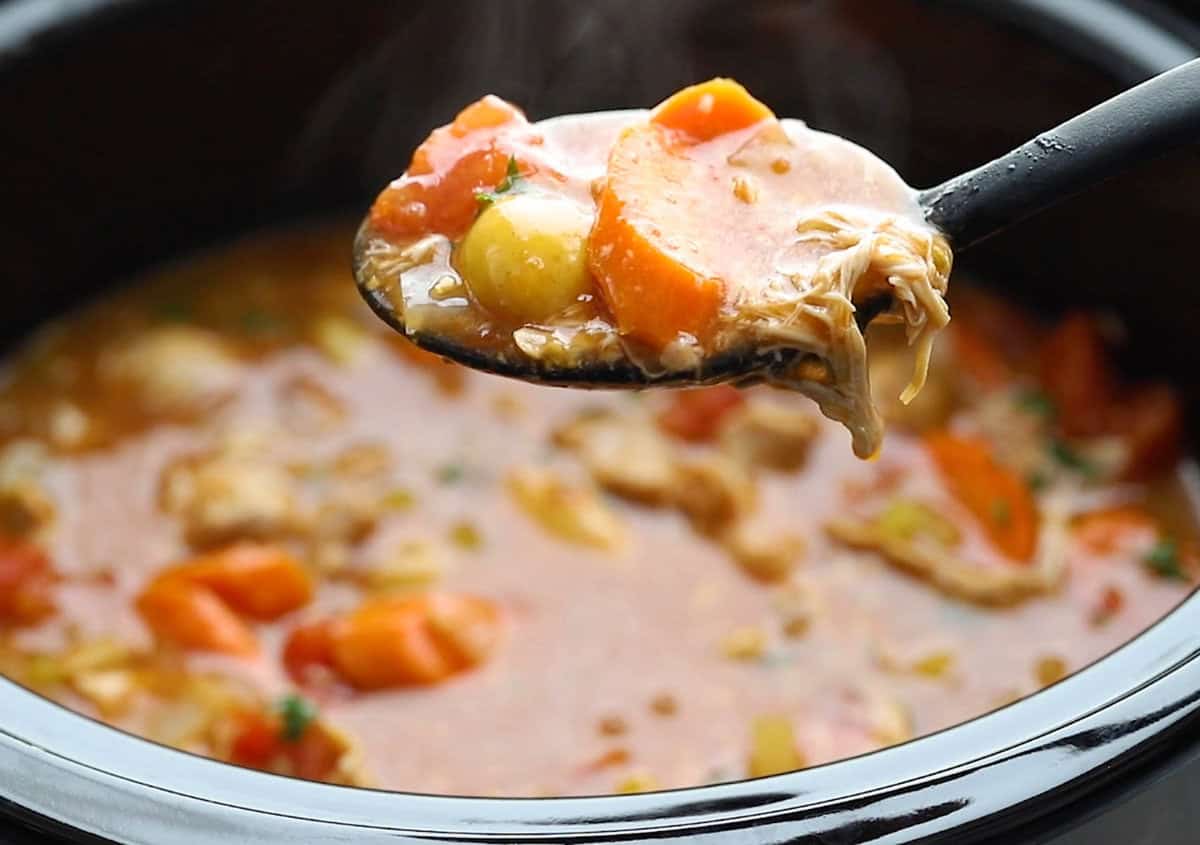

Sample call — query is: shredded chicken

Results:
[825,506,1068,607]
[100,326,242,416]
[507,466,626,551]
[737,209,951,458]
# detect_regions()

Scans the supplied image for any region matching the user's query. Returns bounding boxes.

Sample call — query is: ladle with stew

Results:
[353,60,1200,458]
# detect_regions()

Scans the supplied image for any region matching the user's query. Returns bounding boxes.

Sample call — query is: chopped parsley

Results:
[475,157,524,208]
[277,693,317,742]
[1016,388,1057,419]
[1145,539,1188,581]
[436,463,465,484]
[989,497,1012,526]
[1026,470,1050,492]
[1048,439,1098,478]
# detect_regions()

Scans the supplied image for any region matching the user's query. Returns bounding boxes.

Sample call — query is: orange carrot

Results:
[228,709,280,768]
[285,594,502,691]
[589,82,778,350]
[136,579,258,655]
[173,543,312,621]
[368,96,533,240]
[657,386,746,441]
[925,432,1039,562]
[650,78,775,143]
[588,128,724,348]
[0,536,56,626]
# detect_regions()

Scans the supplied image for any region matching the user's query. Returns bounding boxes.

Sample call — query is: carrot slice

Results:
[286,594,502,691]
[589,81,780,350]
[228,709,282,768]
[136,579,258,655]
[657,386,746,441]
[589,125,726,348]
[368,95,532,240]
[174,543,312,621]
[651,78,775,143]
[925,432,1039,562]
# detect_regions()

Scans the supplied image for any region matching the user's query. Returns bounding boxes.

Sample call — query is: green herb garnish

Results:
[1048,439,1098,478]
[277,693,317,742]
[1026,470,1049,492]
[436,463,465,484]
[1145,539,1188,581]
[990,498,1012,526]
[1016,388,1057,419]
[475,157,523,208]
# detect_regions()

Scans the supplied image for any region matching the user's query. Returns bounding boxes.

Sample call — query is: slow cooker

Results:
[2,0,1200,841]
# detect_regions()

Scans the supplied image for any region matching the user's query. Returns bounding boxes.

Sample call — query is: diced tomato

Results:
[1039,314,1116,437]
[657,386,746,442]
[925,432,1039,562]
[0,536,56,625]
[228,709,282,768]
[367,95,535,240]
[282,618,337,685]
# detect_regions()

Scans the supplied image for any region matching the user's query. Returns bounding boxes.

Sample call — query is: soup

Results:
[0,223,1192,796]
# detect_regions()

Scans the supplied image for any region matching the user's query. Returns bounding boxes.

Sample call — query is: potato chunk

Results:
[458,194,595,321]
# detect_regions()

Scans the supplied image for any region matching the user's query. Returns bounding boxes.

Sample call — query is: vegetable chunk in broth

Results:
[358,80,952,458]
[0,245,1193,791]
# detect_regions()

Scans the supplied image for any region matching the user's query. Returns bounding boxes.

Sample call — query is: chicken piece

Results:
[720,520,805,582]
[554,411,676,504]
[825,516,1060,606]
[869,338,957,433]
[162,453,302,548]
[672,455,757,536]
[507,467,626,550]
[719,400,818,471]
[101,326,242,416]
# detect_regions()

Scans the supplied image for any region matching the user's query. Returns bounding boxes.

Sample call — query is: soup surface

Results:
[0,223,1194,796]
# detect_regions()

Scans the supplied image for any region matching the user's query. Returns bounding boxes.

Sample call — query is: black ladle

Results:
[354,58,1200,388]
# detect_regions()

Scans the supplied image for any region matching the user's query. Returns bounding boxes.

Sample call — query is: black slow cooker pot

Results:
[2,0,1200,842]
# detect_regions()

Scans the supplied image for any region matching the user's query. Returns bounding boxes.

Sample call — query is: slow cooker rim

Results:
[1,0,1198,842]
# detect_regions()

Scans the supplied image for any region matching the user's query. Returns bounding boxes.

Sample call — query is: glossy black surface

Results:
[0,1,1199,842]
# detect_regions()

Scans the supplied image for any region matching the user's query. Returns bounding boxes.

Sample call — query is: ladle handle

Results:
[919,57,1200,249]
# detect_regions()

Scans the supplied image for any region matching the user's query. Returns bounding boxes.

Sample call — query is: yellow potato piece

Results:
[458,193,595,321]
